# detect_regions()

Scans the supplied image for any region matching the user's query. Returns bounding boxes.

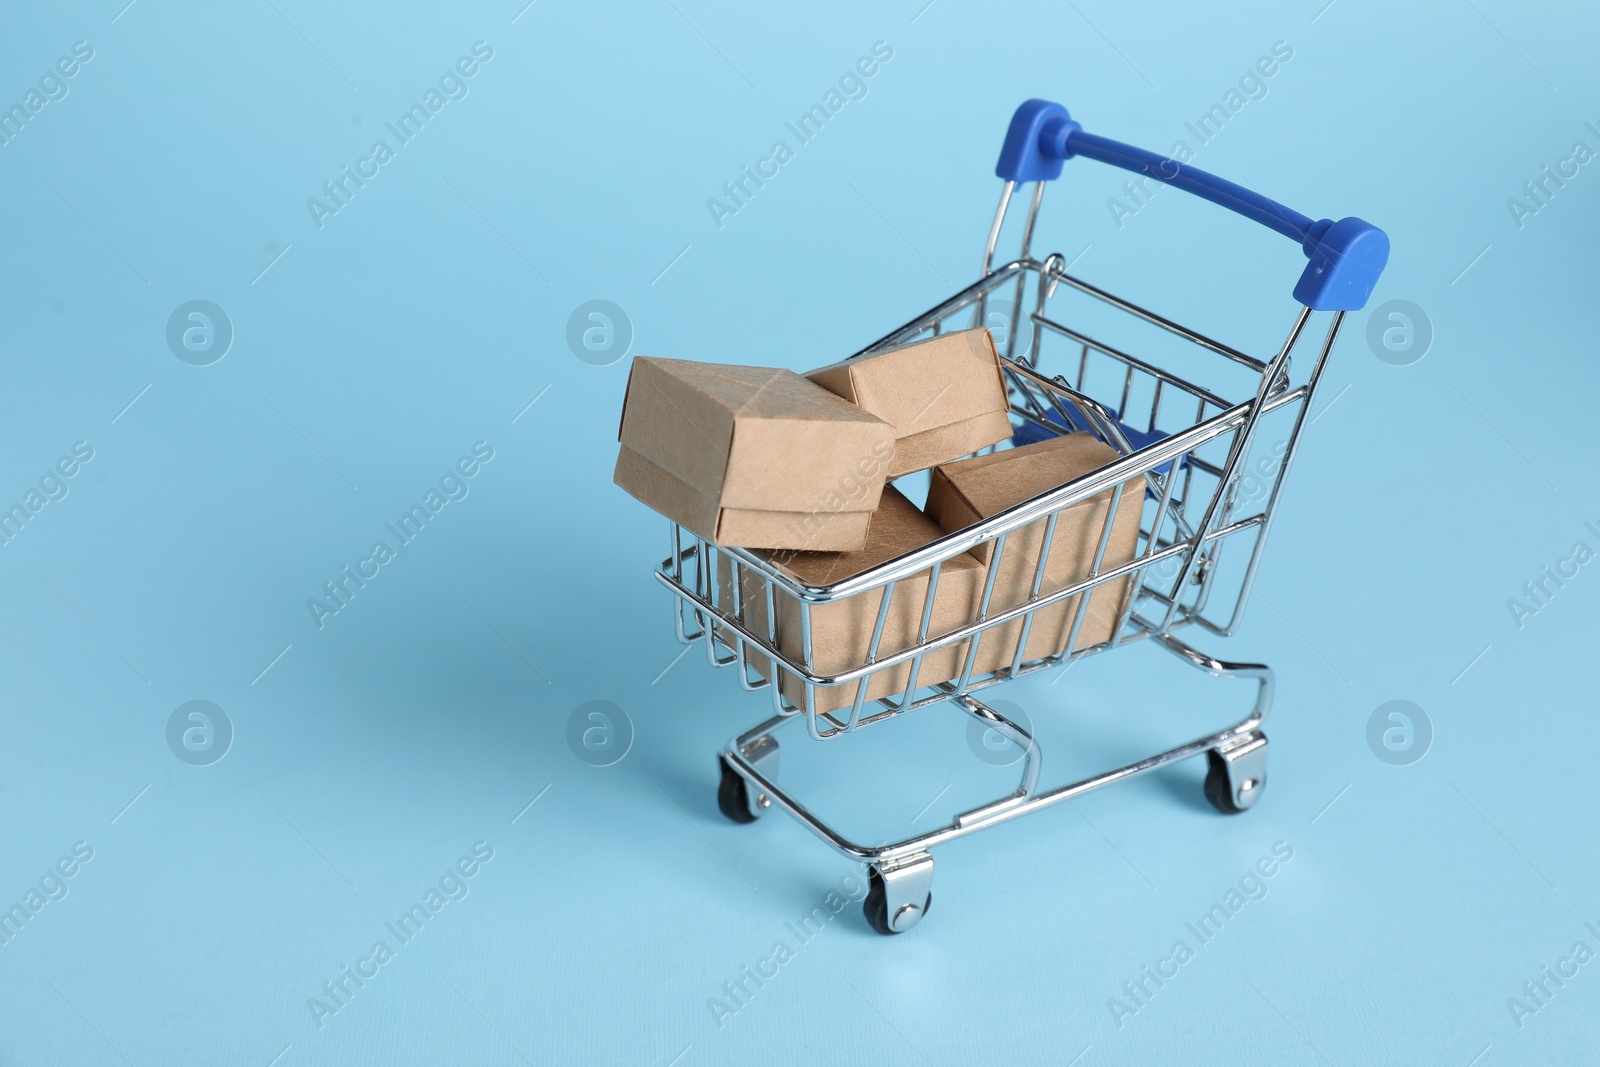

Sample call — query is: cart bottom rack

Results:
[712,632,1271,935]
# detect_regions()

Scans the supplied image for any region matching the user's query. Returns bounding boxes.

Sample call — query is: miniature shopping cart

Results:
[654,100,1388,934]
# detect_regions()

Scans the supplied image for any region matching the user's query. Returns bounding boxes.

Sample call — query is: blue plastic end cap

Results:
[1292,217,1391,311]
[996,100,1079,183]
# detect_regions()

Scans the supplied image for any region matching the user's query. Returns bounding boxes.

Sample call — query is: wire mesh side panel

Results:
[661,408,1257,738]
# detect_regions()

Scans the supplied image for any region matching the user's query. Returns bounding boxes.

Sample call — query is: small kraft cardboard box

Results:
[614,357,895,551]
[806,327,1012,478]
[925,433,1144,673]
[717,486,986,714]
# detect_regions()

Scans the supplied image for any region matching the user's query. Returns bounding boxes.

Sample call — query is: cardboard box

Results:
[925,433,1144,673]
[614,357,895,550]
[717,486,986,713]
[806,328,1012,478]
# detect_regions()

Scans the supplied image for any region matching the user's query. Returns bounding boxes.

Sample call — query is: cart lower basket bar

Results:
[655,99,1388,934]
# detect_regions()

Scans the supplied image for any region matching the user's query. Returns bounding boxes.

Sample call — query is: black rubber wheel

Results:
[716,757,758,824]
[1203,738,1266,815]
[863,868,932,936]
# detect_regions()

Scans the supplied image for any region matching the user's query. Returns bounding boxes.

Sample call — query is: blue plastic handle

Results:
[995,100,1389,312]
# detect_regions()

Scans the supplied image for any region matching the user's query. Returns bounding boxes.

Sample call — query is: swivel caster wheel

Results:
[715,735,779,824]
[716,757,759,823]
[1203,730,1267,814]
[863,856,933,936]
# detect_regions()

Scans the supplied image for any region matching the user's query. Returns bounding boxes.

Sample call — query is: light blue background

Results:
[2,0,1597,1063]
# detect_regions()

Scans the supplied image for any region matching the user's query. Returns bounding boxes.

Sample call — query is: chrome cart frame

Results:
[654,100,1388,933]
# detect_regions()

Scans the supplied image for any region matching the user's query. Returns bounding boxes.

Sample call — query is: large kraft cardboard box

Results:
[925,433,1144,673]
[717,486,986,714]
[806,328,1011,478]
[614,357,895,551]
